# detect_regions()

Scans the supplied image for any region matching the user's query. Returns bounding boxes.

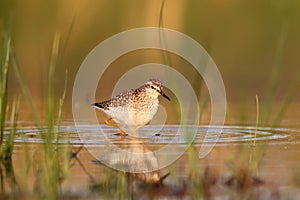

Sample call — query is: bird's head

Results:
[144,79,170,101]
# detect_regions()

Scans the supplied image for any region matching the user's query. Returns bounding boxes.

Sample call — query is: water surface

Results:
[8,122,300,198]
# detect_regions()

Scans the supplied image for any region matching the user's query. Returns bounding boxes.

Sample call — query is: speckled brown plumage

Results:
[92,79,165,110]
[92,79,170,135]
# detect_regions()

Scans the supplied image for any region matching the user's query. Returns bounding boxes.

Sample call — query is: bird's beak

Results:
[160,91,170,101]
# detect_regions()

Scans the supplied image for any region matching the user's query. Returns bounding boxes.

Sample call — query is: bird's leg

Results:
[104,117,116,127]
[126,127,139,140]
[130,128,137,136]
[104,117,127,136]
[117,127,127,136]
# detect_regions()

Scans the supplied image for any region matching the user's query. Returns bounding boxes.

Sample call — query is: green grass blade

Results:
[47,32,60,133]
[0,96,20,192]
[10,49,42,128]
[262,22,288,124]
[158,0,166,28]
[56,69,68,148]
[253,94,259,147]
[158,0,173,67]
[40,32,61,199]
[59,14,76,64]
[6,96,20,157]
[0,34,10,143]
[199,92,210,123]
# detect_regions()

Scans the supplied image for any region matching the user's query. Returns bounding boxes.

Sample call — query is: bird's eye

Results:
[151,86,155,89]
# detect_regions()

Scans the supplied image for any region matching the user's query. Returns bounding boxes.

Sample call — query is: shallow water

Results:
[8,123,293,145]
[5,122,300,199]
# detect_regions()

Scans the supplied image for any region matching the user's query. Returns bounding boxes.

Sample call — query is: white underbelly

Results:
[107,104,159,128]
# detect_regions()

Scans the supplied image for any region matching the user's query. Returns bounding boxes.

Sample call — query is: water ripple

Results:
[5,123,295,145]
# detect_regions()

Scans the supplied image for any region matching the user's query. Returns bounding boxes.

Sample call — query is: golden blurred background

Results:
[1,0,299,124]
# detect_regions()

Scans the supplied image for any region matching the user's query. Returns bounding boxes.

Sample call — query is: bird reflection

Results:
[71,137,187,198]
[98,137,169,184]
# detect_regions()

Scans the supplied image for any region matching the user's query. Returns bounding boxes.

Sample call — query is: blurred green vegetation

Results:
[0,1,299,199]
